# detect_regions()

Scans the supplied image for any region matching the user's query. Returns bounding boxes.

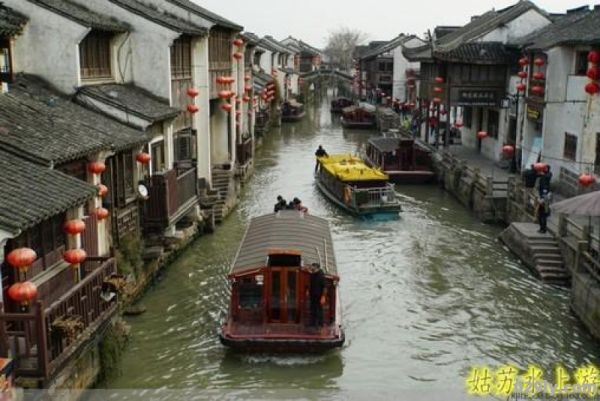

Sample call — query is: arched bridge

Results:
[300,69,353,82]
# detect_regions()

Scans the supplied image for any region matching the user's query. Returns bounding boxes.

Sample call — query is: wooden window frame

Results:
[79,30,113,80]
[563,133,577,161]
[575,51,589,76]
[171,35,192,79]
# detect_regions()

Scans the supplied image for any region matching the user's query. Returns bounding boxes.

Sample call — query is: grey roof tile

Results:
[165,0,242,31]
[0,2,27,36]
[523,8,600,49]
[27,0,129,32]
[433,42,514,64]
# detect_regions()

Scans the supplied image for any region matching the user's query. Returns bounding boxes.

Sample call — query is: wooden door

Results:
[268,269,299,323]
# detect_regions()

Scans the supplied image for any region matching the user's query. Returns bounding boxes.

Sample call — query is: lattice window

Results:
[563,133,578,161]
[209,28,232,70]
[79,31,112,80]
[171,35,192,79]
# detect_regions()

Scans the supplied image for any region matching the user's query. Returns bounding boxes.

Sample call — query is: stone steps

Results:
[528,235,570,287]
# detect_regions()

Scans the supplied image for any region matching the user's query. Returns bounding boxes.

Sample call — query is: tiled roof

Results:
[521,7,600,50]
[0,75,147,166]
[0,3,27,36]
[403,44,433,62]
[433,42,514,64]
[253,71,273,91]
[77,84,180,123]
[0,148,97,235]
[27,0,129,32]
[165,0,242,31]
[109,0,207,36]
[361,35,419,60]
[241,32,260,46]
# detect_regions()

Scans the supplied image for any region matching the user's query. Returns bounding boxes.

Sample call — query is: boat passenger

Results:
[309,263,326,327]
[274,195,287,212]
[293,198,308,213]
[315,145,329,172]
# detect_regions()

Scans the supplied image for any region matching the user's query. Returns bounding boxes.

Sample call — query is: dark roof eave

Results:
[165,0,242,31]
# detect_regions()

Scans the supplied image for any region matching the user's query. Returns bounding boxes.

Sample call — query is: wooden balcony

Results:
[0,257,118,384]
[143,167,198,231]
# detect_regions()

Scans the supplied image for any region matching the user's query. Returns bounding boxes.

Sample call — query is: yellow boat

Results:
[315,154,401,216]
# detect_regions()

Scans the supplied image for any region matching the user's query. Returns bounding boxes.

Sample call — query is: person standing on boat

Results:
[315,145,329,173]
[274,195,287,212]
[309,263,326,327]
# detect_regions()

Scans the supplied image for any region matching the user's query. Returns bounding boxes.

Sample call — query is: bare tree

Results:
[324,27,368,72]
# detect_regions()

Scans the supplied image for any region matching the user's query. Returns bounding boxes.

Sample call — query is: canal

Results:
[106,97,600,396]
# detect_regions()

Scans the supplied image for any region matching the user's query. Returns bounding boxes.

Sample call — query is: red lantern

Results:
[408,102,416,108]
[63,219,86,235]
[218,90,234,99]
[534,57,545,67]
[588,50,600,64]
[88,161,106,175]
[244,85,252,92]
[585,82,600,95]
[587,66,600,81]
[97,184,108,198]
[233,52,243,60]
[8,281,37,305]
[136,152,151,164]
[502,145,515,157]
[63,248,87,265]
[432,97,442,104]
[186,88,199,98]
[477,131,488,140]
[454,121,464,128]
[518,57,529,66]
[534,162,548,173]
[216,76,227,84]
[235,97,241,104]
[96,207,109,220]
[531,85,545,96]
[244,75,251,82]
[433,87,443,94]
[221,103,233,112]
[516,83,527,92]
[233,38,244,47]
[187,104,199,113]
[579,174,596,187]
[517,71,528,79]
[6,248,37,270]
[243,95,250,102]
[533,72,545,80]
[434,76,444,84]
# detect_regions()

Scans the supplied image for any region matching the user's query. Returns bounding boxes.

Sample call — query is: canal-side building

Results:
[281,36,322,73]
[514,6,600,195]
[404,0,552,161]
[358,41,393,100]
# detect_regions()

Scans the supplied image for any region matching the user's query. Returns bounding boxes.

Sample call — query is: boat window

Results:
[268,254,301,267]
[238,277,262,309]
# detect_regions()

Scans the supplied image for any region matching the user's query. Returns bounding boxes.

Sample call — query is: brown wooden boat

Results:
[330,97,354,113]
[340,104,376,129]
[281,100,306,122]
[220,211,344,352]
[364,137,435,184]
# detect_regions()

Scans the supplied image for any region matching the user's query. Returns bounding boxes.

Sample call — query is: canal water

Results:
[106,97,599,396]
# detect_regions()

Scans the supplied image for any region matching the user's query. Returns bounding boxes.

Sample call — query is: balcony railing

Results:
[0,257,118,382]
[144,167,198,230]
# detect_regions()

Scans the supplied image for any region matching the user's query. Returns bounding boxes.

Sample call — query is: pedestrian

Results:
[294,198,308,213]
[536,190,550,233]
[274,195,287,212]
[539,165,552,196]
[308,263,326,327]
[314,145,328,173]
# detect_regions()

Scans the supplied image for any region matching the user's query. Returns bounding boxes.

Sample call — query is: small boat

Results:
[315,154,402,216]
[281,100,306,122]
[340,103,376,129]
[220,211,345,353]
[364,136,435,184]
[330,97,354,113]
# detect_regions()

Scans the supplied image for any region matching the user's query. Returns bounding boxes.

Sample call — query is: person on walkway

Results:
[536,190,551,233]
[309,263,326,327]
[315,145,329,173]
[539,165,552,196]
[274,195,287,212]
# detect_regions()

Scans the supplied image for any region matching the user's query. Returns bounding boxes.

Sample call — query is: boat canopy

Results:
[231,211,337,275]
[318,154,389,182]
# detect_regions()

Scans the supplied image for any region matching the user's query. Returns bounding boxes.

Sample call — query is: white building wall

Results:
[391,38,423,102]
[259,49,273,73]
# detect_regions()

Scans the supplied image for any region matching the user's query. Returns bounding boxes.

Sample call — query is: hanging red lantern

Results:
[531,85,545,96]
[136,152,151,164]
[408,102,416,108]
[63,248,87,265]
[517,71,528,79]
[533,72,545,80]
[8,281,37,305]
[477,131,488,140]
[585,82,600,95]
[244,75,251,82]
[88,161,106,175]
[96,207,109,220]
[186,88,199,98]
[63,219,86,235]
[518,57,529,66]
[534,57,545,67]
[187,104,199,113]
[218,90,234,99]
[534,162,548,173]
[587,66,600,81]
[235,97,241,104]
[579,174,596,187]
[588,50,600,64]
[6,248,37,270]
[221,103,233,112]
[233,38,244,47]
[97,184,108,198]
[502,145,515,157]
[432,97,442,104]
[244,85,252,92]
[434,76,444,84]
[243,95,250,102]
[454,121,464,128]
[216,76,227,84]
[433,87,443,94]
[516,83,527,92]
[233,52,243,60]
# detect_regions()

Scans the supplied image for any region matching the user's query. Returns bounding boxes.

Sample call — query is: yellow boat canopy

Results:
[317,154,389,182]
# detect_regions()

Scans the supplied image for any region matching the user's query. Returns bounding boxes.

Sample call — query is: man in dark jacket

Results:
[309,263,326,327]
[314,145,328,173]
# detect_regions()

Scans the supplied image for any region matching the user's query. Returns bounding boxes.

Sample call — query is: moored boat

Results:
[315,154,402,216]
[340,103,376,129]
[364,137,435,184]
[330,97,354,113]
[220,211,344,353]
[281,100,306,122]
